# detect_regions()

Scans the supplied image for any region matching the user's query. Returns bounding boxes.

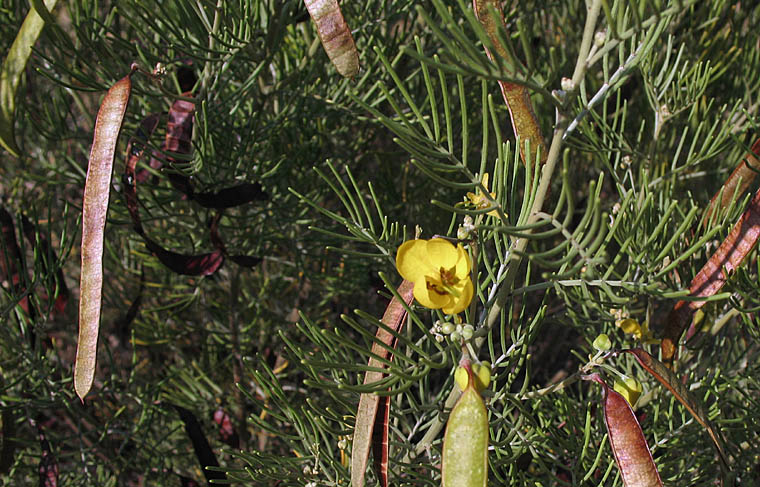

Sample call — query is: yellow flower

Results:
[396,238,474,315]
[613,375,643,407]
[465,173,500,218]
[616,318,660,345]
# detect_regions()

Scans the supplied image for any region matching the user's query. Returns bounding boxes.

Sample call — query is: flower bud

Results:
[461,324,474,340]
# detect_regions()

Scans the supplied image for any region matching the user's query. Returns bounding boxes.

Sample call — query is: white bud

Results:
[594,30,606,47]
[561,77,575,92]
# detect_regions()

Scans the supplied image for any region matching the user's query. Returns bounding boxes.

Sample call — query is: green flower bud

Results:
[461,324,474,340]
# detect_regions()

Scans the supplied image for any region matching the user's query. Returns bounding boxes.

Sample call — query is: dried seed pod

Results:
[304,0,359,77]
[75,67,134,401]
[585,373,662,487]
[442,360,488,487]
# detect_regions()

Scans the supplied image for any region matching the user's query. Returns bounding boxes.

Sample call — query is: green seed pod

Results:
[441,322,456,335]
[442,361,488,487]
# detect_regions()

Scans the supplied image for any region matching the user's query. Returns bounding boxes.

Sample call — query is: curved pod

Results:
[304,0,359,77]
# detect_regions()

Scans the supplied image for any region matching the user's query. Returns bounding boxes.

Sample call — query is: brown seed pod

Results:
[304,0,359,78]
[75,67,135,401]
[585,373,662,487]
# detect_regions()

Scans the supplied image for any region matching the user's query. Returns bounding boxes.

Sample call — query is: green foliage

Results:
[1,0,760,485]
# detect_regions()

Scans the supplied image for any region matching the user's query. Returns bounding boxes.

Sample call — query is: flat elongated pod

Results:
[442,361,488,487]
[625,349,729,468]
[585,373,662,487]
[662,181,760,363]
[351,280,414,487]
[75,68,134,401]
[702,138,760,227]
[304,0,359,77]
[472,0,546,166]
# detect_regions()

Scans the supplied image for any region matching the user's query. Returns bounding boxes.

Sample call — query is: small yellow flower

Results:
[465,173,500,218]
[396,238,474,315]
[613,375,643,407]
[616,318,659,345]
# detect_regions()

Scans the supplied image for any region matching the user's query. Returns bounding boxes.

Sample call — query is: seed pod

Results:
[585,373,662,487]
[0,0,58,157]
[442,361,488,487]
[304,0,359,77]
[75,67,134,401]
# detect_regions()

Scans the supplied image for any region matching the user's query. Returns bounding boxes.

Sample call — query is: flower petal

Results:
[396,240,434,282]
[442,278,474,314]
[453,244,471,278]
[426,239,459,269]
[413,278,448,310]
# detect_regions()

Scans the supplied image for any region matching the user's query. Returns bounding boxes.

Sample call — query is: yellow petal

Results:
[481,173,490,191]
[412,277,448,310]
[442,278,474,314]
[617,318,641,336]
[453,244,471,278]
[613,376,643,407]
[426,238,459,268]
[396,240,434,282]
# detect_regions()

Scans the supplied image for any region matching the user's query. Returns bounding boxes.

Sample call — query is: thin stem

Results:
[570,0,603,87]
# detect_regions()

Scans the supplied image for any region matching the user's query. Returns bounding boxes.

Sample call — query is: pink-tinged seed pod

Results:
[76,66,135,401]
[304,0,359,78]
[585,373,663,487]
